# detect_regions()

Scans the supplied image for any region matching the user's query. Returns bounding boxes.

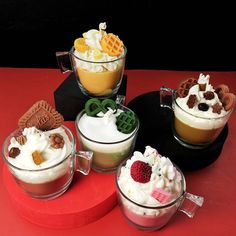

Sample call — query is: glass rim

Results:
[115,159,186,209]
[69,46,127,63]
[1,125,76,172]
[75,105,139,145]
[174,90,233,120]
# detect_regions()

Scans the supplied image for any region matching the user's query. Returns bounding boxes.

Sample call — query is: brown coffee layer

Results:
[174,117,224,145]
[14,172,72,196]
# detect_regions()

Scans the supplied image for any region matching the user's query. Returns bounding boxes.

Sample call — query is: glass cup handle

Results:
[160,86,174,109]
[179,192,204,218]
[55,51,72,73]
[116,95,126,105]
[75,151,93,175]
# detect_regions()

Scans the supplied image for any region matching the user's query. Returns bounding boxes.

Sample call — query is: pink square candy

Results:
[151,188,172,204]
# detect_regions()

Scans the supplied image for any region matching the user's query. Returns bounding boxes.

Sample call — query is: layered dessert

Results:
[76,98,139,172]
[116,146,184,230]
[174,73,236,145]
[72,22,126,96]
[2,100,75,199]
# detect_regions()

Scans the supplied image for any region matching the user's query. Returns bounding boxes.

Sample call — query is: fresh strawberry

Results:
[130,161,152,183]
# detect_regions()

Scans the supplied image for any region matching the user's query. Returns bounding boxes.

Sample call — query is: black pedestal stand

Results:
[54,73,127,121]
[127,91,228,171]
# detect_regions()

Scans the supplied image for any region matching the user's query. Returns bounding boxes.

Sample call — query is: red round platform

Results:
[2,164,117,229]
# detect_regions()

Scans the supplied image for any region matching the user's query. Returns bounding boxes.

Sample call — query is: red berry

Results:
[130,161,152,183]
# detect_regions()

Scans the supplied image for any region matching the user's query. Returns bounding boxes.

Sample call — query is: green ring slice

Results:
[101,99,117,113]
[85,98,102,117]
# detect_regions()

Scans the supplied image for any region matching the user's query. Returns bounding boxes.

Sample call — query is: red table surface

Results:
[0,68,236,236]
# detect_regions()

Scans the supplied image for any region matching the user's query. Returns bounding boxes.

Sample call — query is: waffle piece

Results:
[18,100,64,130]
[116,111,137,134]
[177,78,198,98]
[100,33,124,57]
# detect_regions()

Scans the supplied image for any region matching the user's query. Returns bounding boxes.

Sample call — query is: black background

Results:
[0,1,235,70]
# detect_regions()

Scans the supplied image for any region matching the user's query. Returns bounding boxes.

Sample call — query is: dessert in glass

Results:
[56,22,126,98]
[2,100,93,199]
[116,146,204,231]
[75,98,139,173]
[160,73,236,148]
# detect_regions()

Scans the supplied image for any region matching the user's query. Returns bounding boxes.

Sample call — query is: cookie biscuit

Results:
[18,100,64,130]
[177,78,198,98]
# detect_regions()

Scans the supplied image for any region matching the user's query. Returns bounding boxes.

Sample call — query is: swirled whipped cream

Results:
[73,22,125,72]
[8,127,73,169]
[118,146,183,208]
[175,73,230,129]
[83,22,106,51]
[7,127,73,183]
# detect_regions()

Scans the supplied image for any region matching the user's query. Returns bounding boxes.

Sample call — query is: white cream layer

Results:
[74,48,124,72]
[8,127,73,184]
[77,109,136,153]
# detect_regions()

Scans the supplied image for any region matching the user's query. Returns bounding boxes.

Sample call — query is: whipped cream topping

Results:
[118,146,183,207]
[81,22,107,50]
[8,127,73,170]
[78,108,134,143]
[83,29,104,51]
[175,73,230,129]
[74,50,123,72]
[74,22,125,72]
[7,127,73,183]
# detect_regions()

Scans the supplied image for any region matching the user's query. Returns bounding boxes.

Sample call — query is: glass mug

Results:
[116,160,204,231]
[75,104,139,173]
[160,87,232,149]
[2,125,93,200]
[56,47,127,98]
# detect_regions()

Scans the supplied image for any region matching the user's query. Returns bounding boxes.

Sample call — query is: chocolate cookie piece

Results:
[187,94,197,108]
[204,91,215,100]
[221,93,236,111]
[177,78,198,98]
[215,84,230,99]
[50,133,65,149]
[18,100,64,130]
[212,103,222,114]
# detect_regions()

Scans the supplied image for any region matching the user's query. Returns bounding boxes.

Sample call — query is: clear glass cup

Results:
[2,125,93,200]
[116,160,204,231]
[75,105,139,173]
[56,46,127,98]
[160,87,233,149]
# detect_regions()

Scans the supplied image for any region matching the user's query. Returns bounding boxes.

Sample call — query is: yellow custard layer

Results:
[77,67,123,96]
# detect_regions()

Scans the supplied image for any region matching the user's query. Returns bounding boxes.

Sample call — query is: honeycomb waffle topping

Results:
[177,78,198,98]
[100,33,124,57]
